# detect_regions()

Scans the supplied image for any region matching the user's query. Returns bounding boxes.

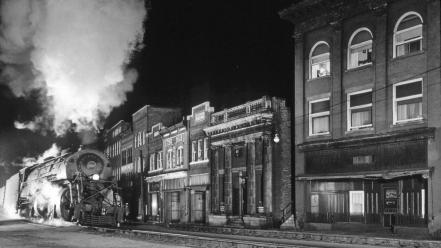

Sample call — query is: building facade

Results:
[104,120,131,181]
[187,102,214,223]
[281,0,441,236]
[205,96,292,227]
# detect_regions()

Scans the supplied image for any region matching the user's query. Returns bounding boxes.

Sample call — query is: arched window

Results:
[348,28,373,69]
[310,41,330,79]
[394,12,423,57]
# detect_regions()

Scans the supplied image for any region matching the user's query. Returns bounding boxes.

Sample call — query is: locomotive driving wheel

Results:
[59,188,75,221]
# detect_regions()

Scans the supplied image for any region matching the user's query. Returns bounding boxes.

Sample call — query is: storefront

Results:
[162,172,188,223]
[147,180,162,222]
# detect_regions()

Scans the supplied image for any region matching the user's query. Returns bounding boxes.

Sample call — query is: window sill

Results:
[345,126,374,135]
[345,63,373,73]
[308,132,331,138]
[392,118,425,127]
[307,75,331,83]
[190,159,209,165]
[392,50,424,61]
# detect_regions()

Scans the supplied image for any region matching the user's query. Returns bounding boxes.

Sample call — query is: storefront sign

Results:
[384,188,398,214]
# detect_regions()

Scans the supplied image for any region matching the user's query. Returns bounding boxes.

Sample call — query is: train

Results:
[0,148,124,227]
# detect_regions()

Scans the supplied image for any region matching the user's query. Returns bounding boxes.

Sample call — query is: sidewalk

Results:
[123,221,441,248]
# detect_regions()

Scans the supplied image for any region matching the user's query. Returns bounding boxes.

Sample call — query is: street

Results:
[0,220,184,248]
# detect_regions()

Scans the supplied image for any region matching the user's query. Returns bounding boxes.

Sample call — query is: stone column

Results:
[263,136,272,213]
[247,140,256,215]
[224,144,233,214]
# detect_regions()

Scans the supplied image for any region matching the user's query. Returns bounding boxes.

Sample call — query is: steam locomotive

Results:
[0,148,123,226]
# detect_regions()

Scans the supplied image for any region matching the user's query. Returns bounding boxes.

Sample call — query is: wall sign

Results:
[384,188,398,214]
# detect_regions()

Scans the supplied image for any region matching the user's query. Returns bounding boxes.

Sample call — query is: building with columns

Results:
[281,0,441,237]
[204,96,291,227]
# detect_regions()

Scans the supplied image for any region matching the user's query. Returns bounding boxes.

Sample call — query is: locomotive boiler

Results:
[0,148,123,226]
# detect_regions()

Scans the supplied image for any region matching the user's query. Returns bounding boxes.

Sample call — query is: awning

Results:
[296,169,429,181]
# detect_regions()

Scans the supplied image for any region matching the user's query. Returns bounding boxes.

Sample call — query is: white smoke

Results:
[21,143,61,167]
[0,0,146,135]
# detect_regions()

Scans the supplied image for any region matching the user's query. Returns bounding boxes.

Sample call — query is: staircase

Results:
[227,216,245,228]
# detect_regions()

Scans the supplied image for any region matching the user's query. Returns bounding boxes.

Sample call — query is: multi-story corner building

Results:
[187,102,214,224]
[130,105,182,220]
[280,0,441,236]
[204,96,291,227]
[104,120,131,181]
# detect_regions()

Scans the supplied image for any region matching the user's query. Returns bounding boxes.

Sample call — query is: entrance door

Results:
[193,192,205,223]
[170,192,180,222]
[232,173,240,215]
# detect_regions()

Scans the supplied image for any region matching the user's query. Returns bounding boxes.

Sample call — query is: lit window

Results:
[310,42,330,79]
[348,28,372,69]
[192,141,197,162]
[394,12,423,58]
[347,89,373,130]
[349,191,364,216]
[203,137,208,160]
[309,98,330,135]
[177,146,184,166]
[198,139,203,160]
[393,79,423,124]
[149,154,156,171]
[156,151,163,169]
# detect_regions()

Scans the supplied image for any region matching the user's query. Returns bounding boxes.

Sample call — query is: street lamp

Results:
[273,133,280,143]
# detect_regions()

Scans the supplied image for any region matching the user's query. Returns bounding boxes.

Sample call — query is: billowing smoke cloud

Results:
[21,143,61,167]
[1,0,146,135]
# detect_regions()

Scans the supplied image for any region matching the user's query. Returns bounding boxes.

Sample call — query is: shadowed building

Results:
[280,0,441,237]
[205,96,292,227]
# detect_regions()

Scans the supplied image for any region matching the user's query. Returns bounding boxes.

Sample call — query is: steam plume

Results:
[1,0,146,134]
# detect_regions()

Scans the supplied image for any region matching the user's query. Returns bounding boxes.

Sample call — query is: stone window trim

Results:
[392,78,424,125]
[347,27,373,70]
[393,11,424,58]
[347,88,373,131]
[309,41,331,80]
[309,97,331,136]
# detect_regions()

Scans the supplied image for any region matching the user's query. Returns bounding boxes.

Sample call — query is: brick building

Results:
[129,105,181,220]
[104,120,131,181]
[204,96,291,227]
[187,102,214,223]
[280,0,441,236]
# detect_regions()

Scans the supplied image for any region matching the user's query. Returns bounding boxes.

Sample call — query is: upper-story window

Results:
[394,12,423,58]
[156,151,163,169]
[393,78,423,124]
[310,41,330,79]
[348,28,373,69]
[309,98,330,136]
[149,154,156,171]
[203,137,208,160]
[347,89,373,130]
[191,141,197,162]
[197,139,203,160]
[177,146,184,166]
[166,149,173,169]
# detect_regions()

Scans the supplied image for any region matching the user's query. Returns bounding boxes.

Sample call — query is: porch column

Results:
[247,140,256,214]
[211,147,219,212]
[224,144,233,214]
[263,136,272,213]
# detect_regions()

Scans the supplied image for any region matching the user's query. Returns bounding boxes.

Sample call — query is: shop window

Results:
[348,28,373,69]
[394,12,423,58]
[393,79,423,124]
[310,41,330,79]
[349,191,364,216]
[309,98,330,136]
[311,194,319,214]
[347,89,373,130]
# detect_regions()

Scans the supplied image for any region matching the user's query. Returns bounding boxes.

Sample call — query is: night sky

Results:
[0,0,294,164]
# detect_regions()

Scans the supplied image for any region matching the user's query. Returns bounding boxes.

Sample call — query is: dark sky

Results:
[0,0,294,163]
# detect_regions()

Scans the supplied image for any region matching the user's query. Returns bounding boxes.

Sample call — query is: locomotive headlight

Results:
[92,174,100,181]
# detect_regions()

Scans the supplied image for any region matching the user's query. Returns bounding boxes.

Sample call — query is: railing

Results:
[281,201,293,224]
[211,96,272,125]
[396,214,427,226]
[306,212,428,226]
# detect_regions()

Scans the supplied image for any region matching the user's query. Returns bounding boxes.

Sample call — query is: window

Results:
[149,154,156,171]
[394,12,423,57]
[348,28,372,69]
[177,146,184,166]
[203,137,208,160]
[167,149,173,169]
[192,141,197,162]
[122,150,127,165]
[393,79,423,124]
[310,41,330,79]
[309,98,330,135]
[347,89,373,130]
[349,191,364,216]
[127,148,132,163]
[197,139,203,160]
[156,151,163,169]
